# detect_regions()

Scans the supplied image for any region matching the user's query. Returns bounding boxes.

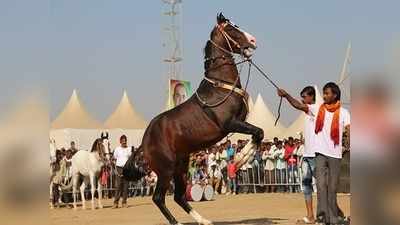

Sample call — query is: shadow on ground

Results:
[182,217,287,225]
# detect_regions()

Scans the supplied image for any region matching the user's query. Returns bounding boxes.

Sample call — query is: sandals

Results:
[296,217,316,224]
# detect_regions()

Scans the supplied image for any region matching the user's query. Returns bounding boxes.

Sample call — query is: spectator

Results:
[208,147,216,169]
[226,157,237,195]
[218,146,228,194]
[112,135,132,208]
[227,141,235,160]
[144,171,157,196]
[284,137,299,193]
[262,142,276,192]
[192,164,207,185]
[208,161,222,194]
[63,149,73,180]
[50,150,66,208]
[68,141,78,155]
[188,159,197,184]
[273,137,279,147]
[272,141,286,192]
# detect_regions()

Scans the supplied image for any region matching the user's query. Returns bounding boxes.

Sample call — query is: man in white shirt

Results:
[112,135,132,208]
[279,83,350,224]
[208,161,222,194]
[278,86,318,223]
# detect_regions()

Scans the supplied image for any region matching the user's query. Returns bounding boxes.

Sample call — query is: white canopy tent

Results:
[103,90,147,149]
[104,90,147,129]
[51,89,103,129]
[50,89,104,150]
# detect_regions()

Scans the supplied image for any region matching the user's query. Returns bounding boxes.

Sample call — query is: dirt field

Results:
[50,193,350,225]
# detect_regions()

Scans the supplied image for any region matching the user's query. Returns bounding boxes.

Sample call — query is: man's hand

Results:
[277,88,288,98]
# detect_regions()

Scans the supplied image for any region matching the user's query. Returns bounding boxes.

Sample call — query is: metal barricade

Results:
[237,158,302,193]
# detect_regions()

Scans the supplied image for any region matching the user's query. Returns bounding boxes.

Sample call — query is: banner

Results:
[168,79,192,109]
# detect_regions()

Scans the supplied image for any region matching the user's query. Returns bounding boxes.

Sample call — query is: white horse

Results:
[71,138,108,210]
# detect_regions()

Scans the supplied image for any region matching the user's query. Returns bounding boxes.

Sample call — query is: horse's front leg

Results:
[97,177,103,209]
[89,173,96,210]
[224,120,264,168]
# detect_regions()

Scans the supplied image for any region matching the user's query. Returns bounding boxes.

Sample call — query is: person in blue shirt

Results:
[226,140,235,160]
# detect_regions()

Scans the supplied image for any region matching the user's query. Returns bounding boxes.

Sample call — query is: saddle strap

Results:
[203,77,250,116]
[203,77,249,100]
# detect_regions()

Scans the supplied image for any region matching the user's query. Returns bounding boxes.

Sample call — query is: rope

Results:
[249,60,283,126]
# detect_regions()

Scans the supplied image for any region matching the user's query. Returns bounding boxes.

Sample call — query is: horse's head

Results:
[100,132,111,160]
[91,138,107,163]
[211,13,257,58]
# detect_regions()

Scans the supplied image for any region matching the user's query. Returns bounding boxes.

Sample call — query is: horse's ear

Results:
[106,132,109,139]
[217,12,227,24]
[101,132,104,139]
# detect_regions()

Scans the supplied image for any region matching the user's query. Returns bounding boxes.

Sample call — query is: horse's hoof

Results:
[98,204,103,209]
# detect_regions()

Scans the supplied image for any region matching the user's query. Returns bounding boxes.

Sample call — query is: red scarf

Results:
[315,101,341,146]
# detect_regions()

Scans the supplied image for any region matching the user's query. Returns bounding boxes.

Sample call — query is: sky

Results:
[0,0,399,126]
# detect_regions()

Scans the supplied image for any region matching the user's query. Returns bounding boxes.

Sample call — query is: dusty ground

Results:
[50,193,350,225]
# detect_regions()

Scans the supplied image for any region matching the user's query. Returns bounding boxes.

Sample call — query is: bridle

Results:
[196,21,283,126]
[197,22,250,107]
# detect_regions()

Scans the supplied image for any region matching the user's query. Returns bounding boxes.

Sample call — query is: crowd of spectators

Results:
[187,136,306,195]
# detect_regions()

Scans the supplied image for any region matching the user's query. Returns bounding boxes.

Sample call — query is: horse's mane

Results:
[90,138,102,152]
[203,28,218,71]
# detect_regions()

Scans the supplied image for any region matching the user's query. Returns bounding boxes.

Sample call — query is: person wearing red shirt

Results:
[226,157,237,195]
[284,137,299,193]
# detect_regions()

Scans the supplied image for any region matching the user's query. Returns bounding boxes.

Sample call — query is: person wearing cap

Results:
[112,135,132,208]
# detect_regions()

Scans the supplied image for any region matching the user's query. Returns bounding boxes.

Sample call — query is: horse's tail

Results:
[122,145,148,181]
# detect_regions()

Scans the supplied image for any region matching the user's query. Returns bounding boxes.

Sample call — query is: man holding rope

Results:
[277,86,318,223]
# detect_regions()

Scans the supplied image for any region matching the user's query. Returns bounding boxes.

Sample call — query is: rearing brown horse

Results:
[124,13,264,225]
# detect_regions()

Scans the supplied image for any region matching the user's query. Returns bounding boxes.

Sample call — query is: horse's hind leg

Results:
[80,181,87,210]
[72,174,78,210]
[153,170,180,225]
[174,170,213,225]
